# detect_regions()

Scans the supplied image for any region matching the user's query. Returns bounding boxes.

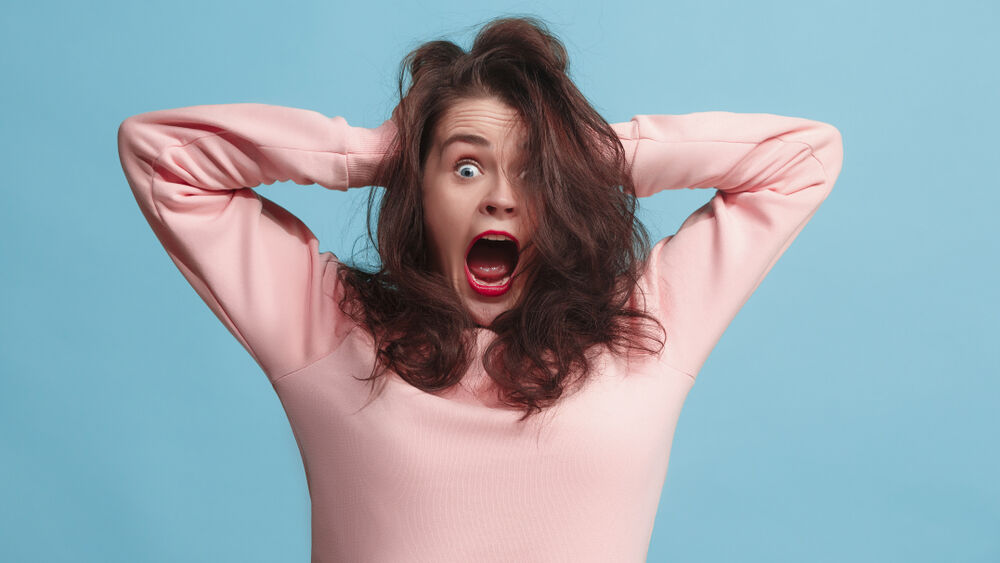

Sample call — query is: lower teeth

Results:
[475,274,510,287]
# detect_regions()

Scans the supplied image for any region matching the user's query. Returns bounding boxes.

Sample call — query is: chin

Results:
[463,295,509,328]
[460,281,523,328]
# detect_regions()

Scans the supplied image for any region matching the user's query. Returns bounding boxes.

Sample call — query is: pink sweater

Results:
[117,103,843,562]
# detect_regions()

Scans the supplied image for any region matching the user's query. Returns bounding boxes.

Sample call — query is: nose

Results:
[481,173,519,217]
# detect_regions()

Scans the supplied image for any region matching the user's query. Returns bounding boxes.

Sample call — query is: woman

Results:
[117,15,843,563]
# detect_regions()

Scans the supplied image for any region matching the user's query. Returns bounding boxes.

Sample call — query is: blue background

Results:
[2,0,997,561]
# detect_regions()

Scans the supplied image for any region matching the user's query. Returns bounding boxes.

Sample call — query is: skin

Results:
[421,96,537,328]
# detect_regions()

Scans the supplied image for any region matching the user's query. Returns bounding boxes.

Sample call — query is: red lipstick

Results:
[465,230,519,297]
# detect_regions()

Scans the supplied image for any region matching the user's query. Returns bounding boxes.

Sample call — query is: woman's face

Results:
[421,96,536,328]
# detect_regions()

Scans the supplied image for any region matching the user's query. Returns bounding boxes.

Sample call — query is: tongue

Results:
[467,240,514,282]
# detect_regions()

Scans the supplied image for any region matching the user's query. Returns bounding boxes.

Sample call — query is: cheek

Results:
[424,190,467,232]
[422,193,445,238]
[421,193,456,267]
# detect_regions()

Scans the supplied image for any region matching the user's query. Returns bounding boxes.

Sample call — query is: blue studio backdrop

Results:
[1,0,997,561]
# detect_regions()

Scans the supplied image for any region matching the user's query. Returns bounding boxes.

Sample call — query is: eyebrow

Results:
[439,133,529,152]
[440,133,492,152]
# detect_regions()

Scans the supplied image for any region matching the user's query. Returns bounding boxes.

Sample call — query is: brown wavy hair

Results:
[335,14,666,422]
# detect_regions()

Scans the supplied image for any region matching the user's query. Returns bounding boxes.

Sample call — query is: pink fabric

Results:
[117,103,843,562]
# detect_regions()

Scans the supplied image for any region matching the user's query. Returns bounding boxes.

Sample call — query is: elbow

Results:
[810,122,844,190]
[117,116,142,163]
[824,124,844,188]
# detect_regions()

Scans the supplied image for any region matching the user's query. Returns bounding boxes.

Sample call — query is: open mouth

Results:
[464,230,520,297]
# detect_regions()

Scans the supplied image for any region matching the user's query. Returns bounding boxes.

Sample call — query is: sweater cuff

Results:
[346,119,397,188]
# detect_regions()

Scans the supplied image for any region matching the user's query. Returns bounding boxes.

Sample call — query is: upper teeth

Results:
[481,234,511,242]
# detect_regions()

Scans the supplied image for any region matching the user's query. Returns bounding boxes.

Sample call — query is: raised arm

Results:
[611,111,844,379]
[116,103,397,382]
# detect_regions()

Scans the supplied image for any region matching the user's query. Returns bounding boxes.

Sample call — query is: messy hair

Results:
[335,14,666,422]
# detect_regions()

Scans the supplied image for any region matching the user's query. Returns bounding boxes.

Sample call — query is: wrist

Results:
[346,119,397,188]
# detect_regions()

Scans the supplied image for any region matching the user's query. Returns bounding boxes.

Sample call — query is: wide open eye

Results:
[455,159,482,179]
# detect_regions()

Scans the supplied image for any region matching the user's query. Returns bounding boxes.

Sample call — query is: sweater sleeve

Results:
[116,103,396,381]
[611,111,844,379]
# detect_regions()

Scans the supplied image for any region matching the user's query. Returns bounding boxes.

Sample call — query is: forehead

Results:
[434,97,528,152]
